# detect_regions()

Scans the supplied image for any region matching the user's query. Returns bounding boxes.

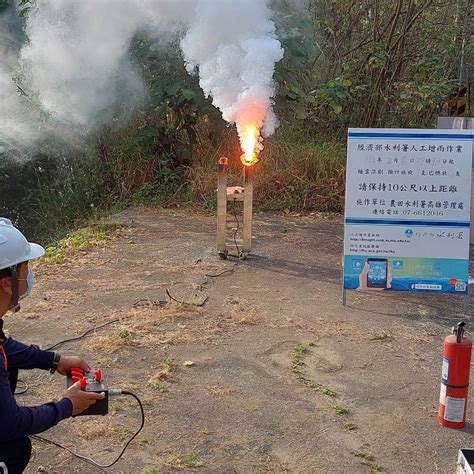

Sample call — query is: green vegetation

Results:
[118,329,132,341]
[354,452,375,462]
[146,381,168,393]
[0,153,103,245]
[334,405,350,415]
[112,425,131,442]
[161,358,174,370]
[291,344,340,399]
[162,454,202,469]
[42,222,122,263]
[274,0,470,132]
[109,401,122,413]
[291,343,313,383]
[369,332,389,342]
[1,0,470,245]
[320,386,338,398]
[146,357,175,392]
[353,450,382,471]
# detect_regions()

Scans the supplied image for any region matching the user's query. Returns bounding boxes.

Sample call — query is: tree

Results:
[277,0,472,133]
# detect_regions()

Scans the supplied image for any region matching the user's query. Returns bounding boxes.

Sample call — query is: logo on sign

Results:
[393,260,404,270]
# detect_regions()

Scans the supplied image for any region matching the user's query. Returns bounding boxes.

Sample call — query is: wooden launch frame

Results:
[216,156,254,259]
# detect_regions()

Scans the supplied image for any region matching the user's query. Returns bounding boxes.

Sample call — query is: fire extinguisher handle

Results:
[455,321,466,343]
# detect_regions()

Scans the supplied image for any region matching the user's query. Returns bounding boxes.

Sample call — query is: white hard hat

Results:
[0,218,45,270]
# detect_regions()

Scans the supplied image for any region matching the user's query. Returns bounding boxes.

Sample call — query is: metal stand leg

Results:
[242,166,253,256]
[217,157,228,259]
[341,257,347,306]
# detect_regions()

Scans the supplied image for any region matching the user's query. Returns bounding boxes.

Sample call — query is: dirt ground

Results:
[6,207,474,473]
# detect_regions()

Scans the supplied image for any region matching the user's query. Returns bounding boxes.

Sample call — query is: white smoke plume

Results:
[0,0,284,156]
[181,0,284,157]
[19,0,149,129]
[0,9,42,153]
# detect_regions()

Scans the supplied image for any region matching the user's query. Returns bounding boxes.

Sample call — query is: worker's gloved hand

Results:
[63,381,105,416]
[57,355,90,376]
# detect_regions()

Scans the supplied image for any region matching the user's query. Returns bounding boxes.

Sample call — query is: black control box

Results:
[66,368,108,416]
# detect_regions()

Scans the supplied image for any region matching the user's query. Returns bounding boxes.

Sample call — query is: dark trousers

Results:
[0,369,32,473]
[0,438,32,474]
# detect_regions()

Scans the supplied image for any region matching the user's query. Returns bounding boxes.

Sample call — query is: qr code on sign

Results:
[455,281,467,292]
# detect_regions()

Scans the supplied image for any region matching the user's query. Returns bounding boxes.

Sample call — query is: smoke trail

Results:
[1,0,284,155]
[180,0,284,156]
[0,8,41,153]
[19,0,149,129]
[18,0,202,130]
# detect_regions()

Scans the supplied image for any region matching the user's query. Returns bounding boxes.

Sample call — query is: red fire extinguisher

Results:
[438,322,472,428]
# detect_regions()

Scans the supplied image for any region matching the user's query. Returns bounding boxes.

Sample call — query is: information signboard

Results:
[343,128,474,294]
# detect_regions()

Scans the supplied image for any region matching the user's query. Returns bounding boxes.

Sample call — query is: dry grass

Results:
[185,124,346,213]
[81,305,200,354]
[224,296,259,325]
[81,297,258,361]
[263,125,346,212]
[70,419,109,440]
[268,316,372,342]
[227,311,258,325]
[206,385,236,397]
[112,380,141,392]
[81,304,257,364]
[160,453,203,470]
[70,417,130,443]
[146,357,176,392]
[82,332,136,354]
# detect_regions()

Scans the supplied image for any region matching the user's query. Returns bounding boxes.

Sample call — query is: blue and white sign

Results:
[343,128,474,294]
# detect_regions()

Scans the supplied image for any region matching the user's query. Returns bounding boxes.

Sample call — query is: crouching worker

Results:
[0,219,104,473]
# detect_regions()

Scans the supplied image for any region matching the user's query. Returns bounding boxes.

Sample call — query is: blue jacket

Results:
[0,319,72,442]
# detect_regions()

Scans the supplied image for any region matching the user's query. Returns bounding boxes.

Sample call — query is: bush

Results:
[0,151,103,244]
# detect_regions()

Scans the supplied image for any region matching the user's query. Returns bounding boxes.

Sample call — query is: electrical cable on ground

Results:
[14,379,28,395]
[32,390,145,469]
[205,198,242,278]
[14,197,246,463]
[166,201,244,301]
[205,267,236,278]
[17,203,243,397]
[231,198,241,258]
[15,319,120,396]
[45,319,120,351]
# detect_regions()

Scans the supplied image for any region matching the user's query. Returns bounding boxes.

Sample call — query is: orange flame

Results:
[240,125,259,166]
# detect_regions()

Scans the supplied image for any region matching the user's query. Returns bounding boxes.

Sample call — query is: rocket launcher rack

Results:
[216,156,253,260]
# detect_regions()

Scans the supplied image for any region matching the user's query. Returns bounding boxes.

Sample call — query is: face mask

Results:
[19,268,34,301]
